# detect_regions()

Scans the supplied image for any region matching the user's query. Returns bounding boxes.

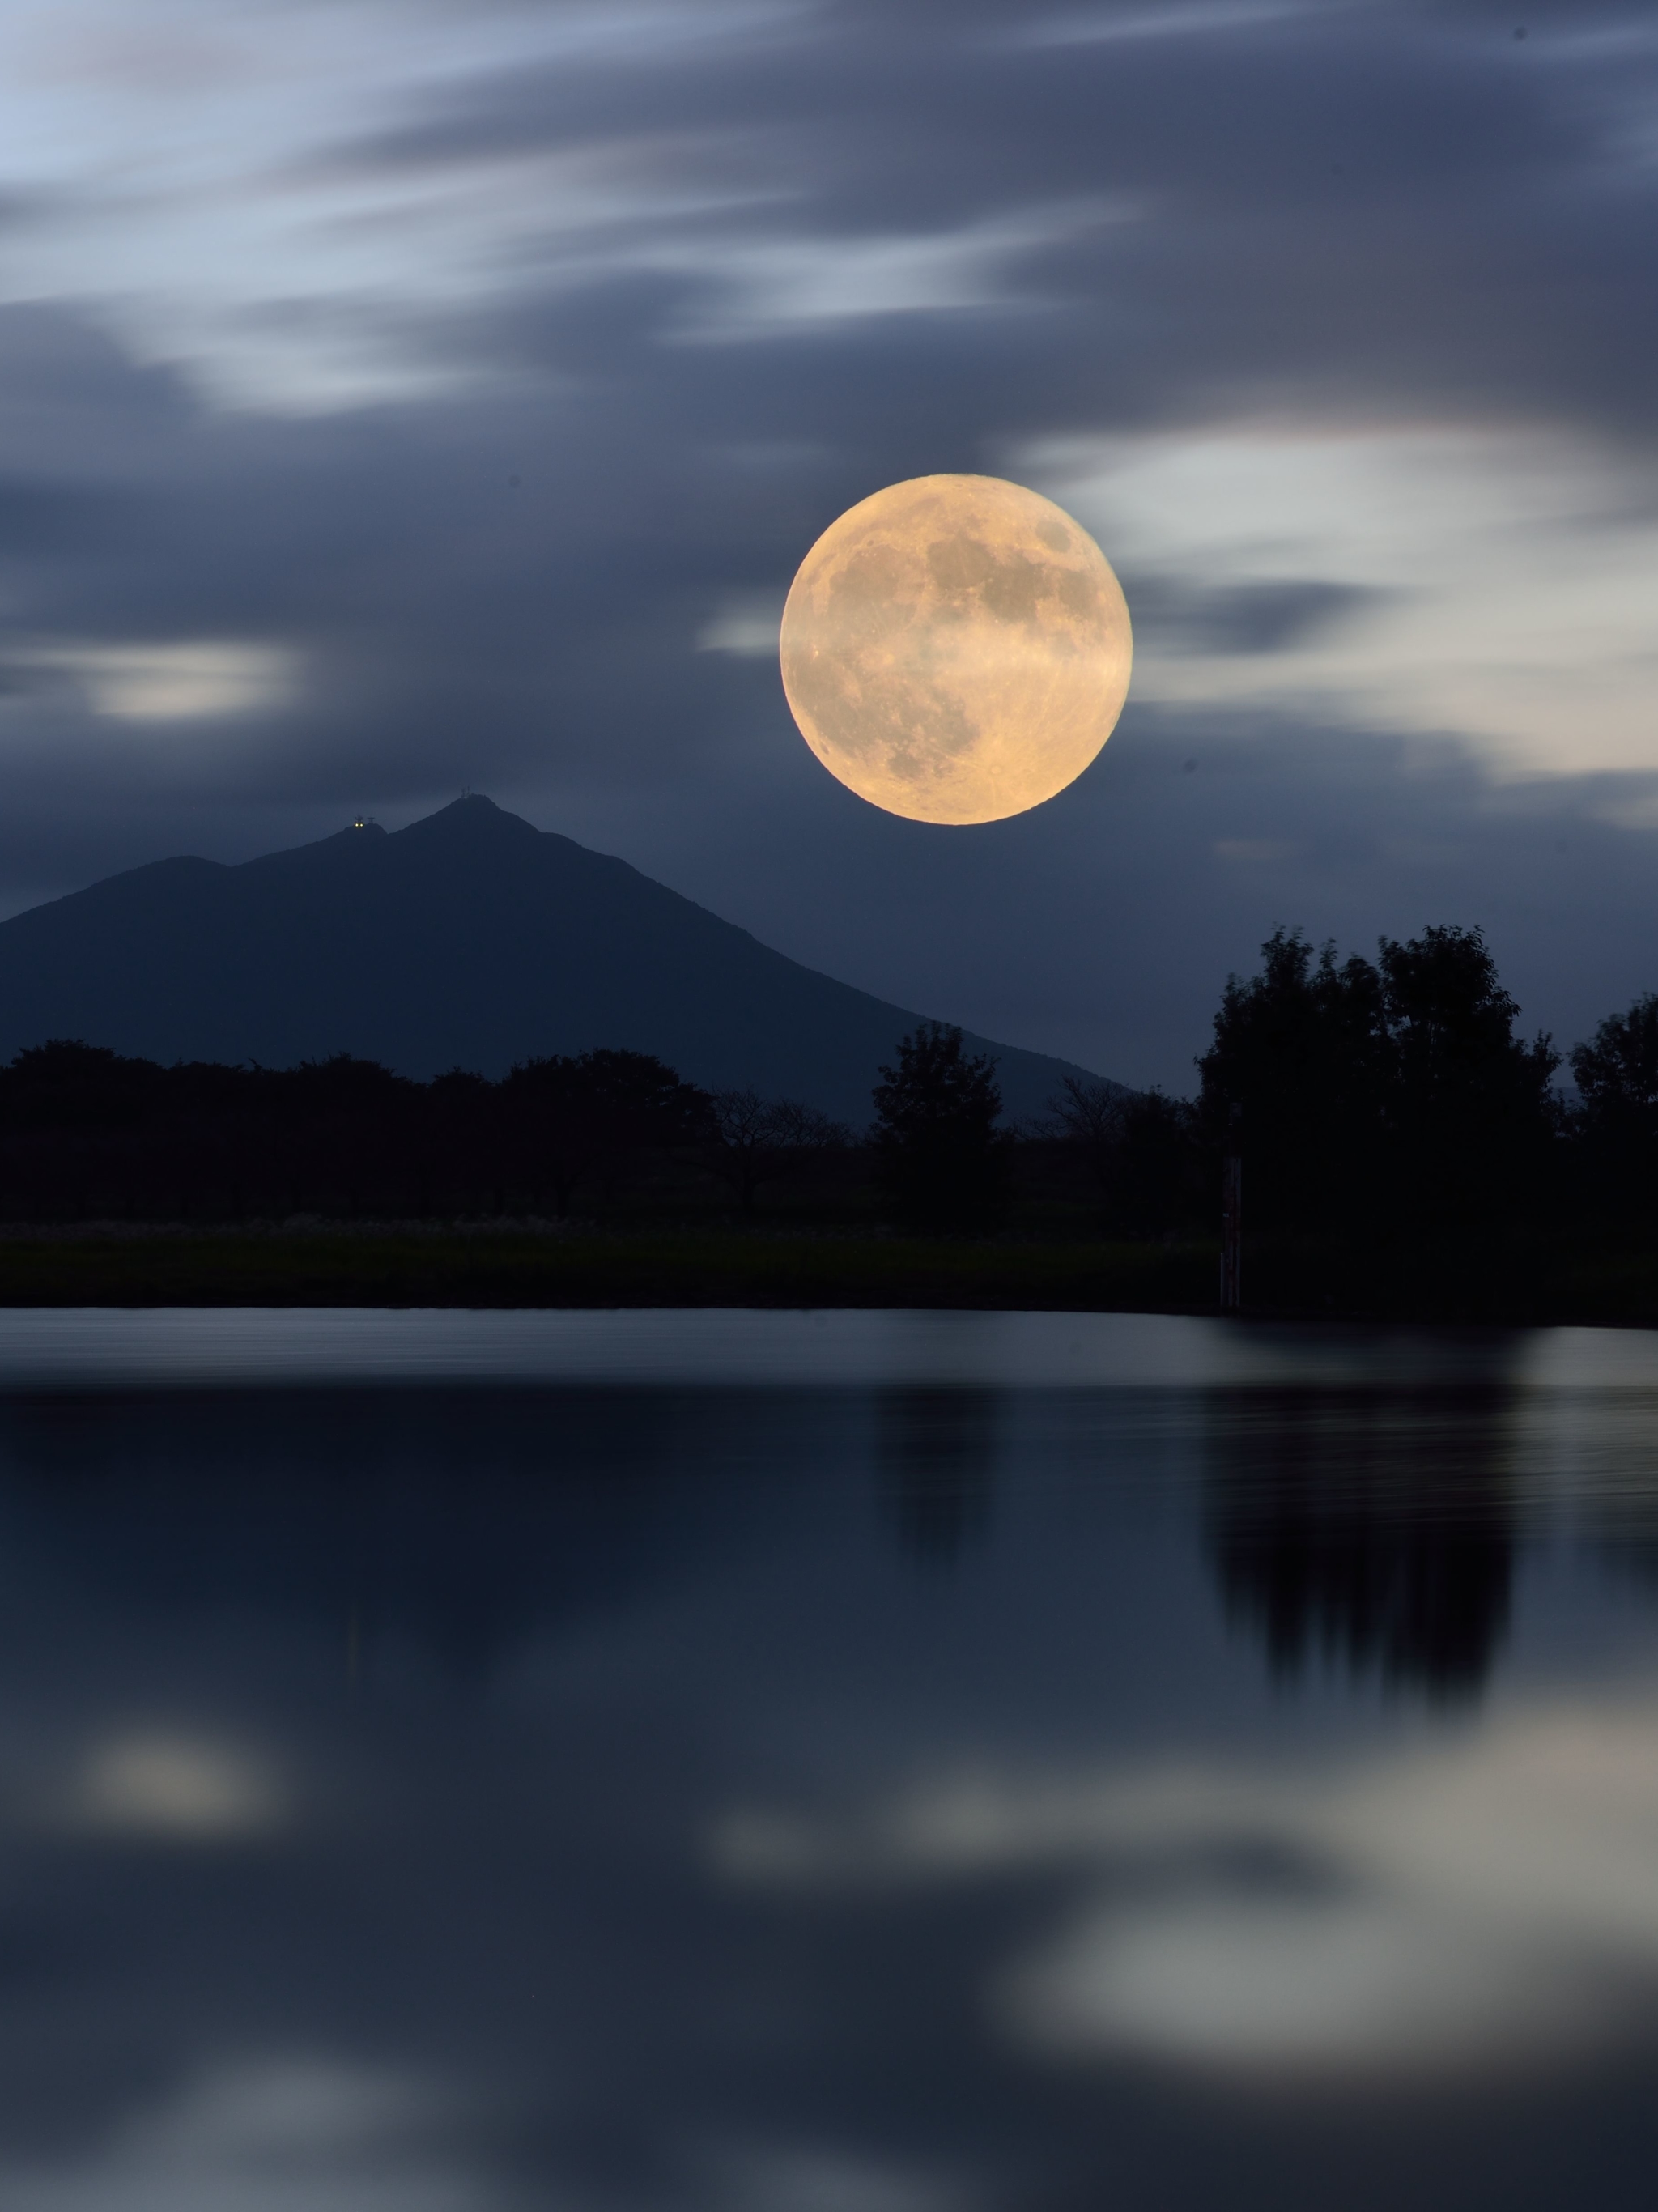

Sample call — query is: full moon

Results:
[779,474,1132,826]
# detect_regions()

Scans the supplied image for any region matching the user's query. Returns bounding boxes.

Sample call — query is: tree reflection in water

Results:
[877,1388,997,1563]
[1203,1387,1516,1700]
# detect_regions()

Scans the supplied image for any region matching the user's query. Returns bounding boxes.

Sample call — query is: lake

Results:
[2,1308,1657,2210]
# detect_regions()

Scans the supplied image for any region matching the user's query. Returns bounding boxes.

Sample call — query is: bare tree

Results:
[1042,1075,1125,1199]
[1043,1075,1196,1235]
[704,1089,848,1216]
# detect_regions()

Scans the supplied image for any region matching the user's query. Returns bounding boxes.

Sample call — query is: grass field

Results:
[0,1225,1219,1312]
[0,1222,1655,1327]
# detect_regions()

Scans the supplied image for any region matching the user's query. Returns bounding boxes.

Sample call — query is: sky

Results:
[0,0,1655,1091]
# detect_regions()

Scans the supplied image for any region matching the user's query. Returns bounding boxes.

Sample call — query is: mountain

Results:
[0,798,1112,1125]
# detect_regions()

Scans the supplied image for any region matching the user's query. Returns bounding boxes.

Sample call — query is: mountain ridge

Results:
[0,797,1116,1125]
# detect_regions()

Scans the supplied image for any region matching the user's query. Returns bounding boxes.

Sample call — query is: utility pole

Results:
[1220,1102,1243,1312]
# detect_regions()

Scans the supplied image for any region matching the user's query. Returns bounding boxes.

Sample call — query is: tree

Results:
[1044,1076,1122,1199]
[1044,1076,1195,1236]
[1378,925,1558,1226]
[702,1089,848,1217]
[1112,1087,1197,1236]
[871,1023,1010,1232]
[1570,992,1658,1217]
[1195,924,1558,1236]
[504,1049,706,1215]
[424,1068,494,1216]
[1571,993,1658,1129]
[1196,929,1388,1233]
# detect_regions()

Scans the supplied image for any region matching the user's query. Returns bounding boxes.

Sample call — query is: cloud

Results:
[3,0,1653,426]
[662,201,1141,338]
[712,1688,1658,2078]
[1014,1,1347,45]
[1031,421,1658,776]
[6,640,296,721]
[697,589,786,657]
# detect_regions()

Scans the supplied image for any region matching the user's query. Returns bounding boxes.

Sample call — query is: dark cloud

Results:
[0,0,1654,1080]
[328,0,1658,432]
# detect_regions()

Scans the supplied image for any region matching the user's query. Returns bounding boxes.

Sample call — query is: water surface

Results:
[2,1309,1656,2209]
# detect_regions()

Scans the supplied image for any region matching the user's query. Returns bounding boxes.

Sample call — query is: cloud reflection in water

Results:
[63,1731,287,1841]
[2,1334,1658,2203]
[717,1691,1658,2078]
[0,2058,472,2212]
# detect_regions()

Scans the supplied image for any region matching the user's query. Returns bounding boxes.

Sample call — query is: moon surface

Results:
[779,474,1132,826]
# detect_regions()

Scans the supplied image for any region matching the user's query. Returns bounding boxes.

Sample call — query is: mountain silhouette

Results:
[0,797,1109,1123]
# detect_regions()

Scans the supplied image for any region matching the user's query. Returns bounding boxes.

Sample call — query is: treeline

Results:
[1051,922,1658,1247]
[0,1024,1030,1231]
[0,1044,850,1223]
[6,924,1653,1253]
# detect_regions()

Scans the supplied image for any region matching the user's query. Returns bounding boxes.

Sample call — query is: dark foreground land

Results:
[0,1223,1211,1312]
[11,916,1658,1325]
[2,1222,1658,1327]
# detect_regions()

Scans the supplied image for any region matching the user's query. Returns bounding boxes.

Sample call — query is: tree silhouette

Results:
[1196,929,1388,1233]
[1380,925,1558,1227]
[1044,1076,1195,1235]
[1570,992,1658,1222]
[701,1089,847,1217]
[1196,924,1558,1235]
[1044,1075,1120,1197]
[872,1023,1010,1232]
[0,1038,714,1223]
[502,1055,607,1215]
[504,1049,705,1214]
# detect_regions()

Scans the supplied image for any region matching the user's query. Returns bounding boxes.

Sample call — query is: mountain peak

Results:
[0,799,1112,1120]
[397,793,542,847]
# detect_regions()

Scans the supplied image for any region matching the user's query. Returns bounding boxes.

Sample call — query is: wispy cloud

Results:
[5,639,297,721]
[1029,421,1658,776]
